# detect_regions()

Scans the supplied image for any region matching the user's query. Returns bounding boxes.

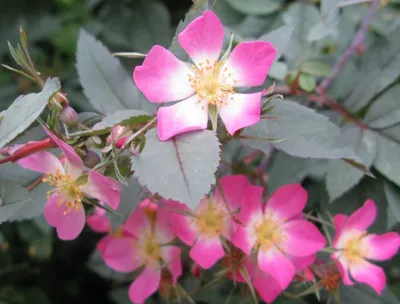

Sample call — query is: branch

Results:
[0,138,56,165]
[317,0,380,93]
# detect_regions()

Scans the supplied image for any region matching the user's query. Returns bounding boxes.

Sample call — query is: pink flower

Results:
[133,10,276,141]
[16,128,121,240]
[164,175,260,269]
[233,184,326,291]
[103,199,182,304]
[332,199,400,294]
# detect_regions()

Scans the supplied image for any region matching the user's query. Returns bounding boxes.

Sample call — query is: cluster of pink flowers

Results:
[86,175,400,303]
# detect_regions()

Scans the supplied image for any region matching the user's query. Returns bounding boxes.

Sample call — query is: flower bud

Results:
[60,106,78,126]
[83,150,101,168]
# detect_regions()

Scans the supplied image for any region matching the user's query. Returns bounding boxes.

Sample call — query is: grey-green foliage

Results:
[0,181,31,224]
[132,129,220,208]
[0,78,60,149]
[76,30,156,114]
[384,181,400,225]
[93,110,152,130]
[225,0,281,16]
[341,285,400,304]
[325,125,377,201]
[241,99,362,161]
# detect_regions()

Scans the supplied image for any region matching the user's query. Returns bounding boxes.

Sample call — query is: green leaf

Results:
[299,73,316,92]
[132,129,220,208]
[341,284,400,304]
[0,181,31,224]
[76,29,155,114]
[325,126,377,201]
[108,177,148,229]
[259,25,294,62]
[226,0,281,15]
[300,61,332,77]
[307,0,339,41]
[384,181,400,224]
[93,110,152,131]
[359,26,400,91]
[0,78,60,149]
[241,100,365,164]
[282,3,321,60]
[365,86,400,130]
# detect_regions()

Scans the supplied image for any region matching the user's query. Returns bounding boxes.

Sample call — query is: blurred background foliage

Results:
[0,0,400,303]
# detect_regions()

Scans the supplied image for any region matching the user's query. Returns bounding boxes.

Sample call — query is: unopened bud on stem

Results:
[60,106,78,126]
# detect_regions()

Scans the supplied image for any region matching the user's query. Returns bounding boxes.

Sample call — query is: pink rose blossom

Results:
[233,184,326,291]
[133,10,276,141]
[332,199,400,294]
[164,175,260,269]
[16,128,121,240]
[103,199,182,304]
[87,205,111,233]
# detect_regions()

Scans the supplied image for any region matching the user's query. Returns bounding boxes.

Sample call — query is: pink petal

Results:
[190,236,225,269]
[237,188,263,225]
[133,45,195,103]
[97,235,112,258]
[161,200,197,246]
[332,214,348,247]
[252,269,283,303]
[266,184,308,221]
[178,10,224,65]
[346,199,377,231]
[80,171,121,210]
[364,232,400,261]
[332,254,354,286]
[350,260,386,294]
[282,220,326,257]
[124,204,151,236]
[43,194,86,240]
[129,266,161,304]
[17,151,64,175]
[218,92,262,136]
[160,246,182,284]
[157,95,208,141]
[43,127,84,179]
[223,41,276,87]
[232,226,257,256]
[87,207,111,233]
[291,255,315,272]
[214,175,250,211]
[155,206,175,244]
[103,237,141,272]
[257,247,295,290]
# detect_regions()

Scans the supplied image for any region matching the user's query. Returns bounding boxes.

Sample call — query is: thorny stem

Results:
[304,213,335,228]
[121,116,157,150]
[0,138,56,165]
[316,0,381,93]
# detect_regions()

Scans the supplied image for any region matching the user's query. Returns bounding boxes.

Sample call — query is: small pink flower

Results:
[233,184,326,291]
[103,199,182,304]
[164,175,260,269]
[102,125,132,153]
[332,199,400,294]
[16,128,121,240]
[133,10,276,141]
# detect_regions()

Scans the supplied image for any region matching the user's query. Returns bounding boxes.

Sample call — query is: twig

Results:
[317,0,380,93]
[121,116,157,150]
[0,138,56,165]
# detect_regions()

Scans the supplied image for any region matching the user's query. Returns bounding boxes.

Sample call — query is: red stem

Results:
[0,138,56,165]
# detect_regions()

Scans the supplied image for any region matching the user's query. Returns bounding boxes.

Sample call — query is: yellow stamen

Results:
[188,59,237,108]
[43,169,83,215]
[254,212,286,251]
[343,232,369,264]
[193,200,226,237]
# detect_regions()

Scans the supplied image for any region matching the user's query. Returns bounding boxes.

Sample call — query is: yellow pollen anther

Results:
[188,59,236,108]
[143,235,160,262]
[43,169,83,216]
[343,232,368,264]
[193,201,226,237]
[254,216,285,251]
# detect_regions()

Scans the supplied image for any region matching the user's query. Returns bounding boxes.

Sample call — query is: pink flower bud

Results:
[60,106,78,126]
[83,150,101,168]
